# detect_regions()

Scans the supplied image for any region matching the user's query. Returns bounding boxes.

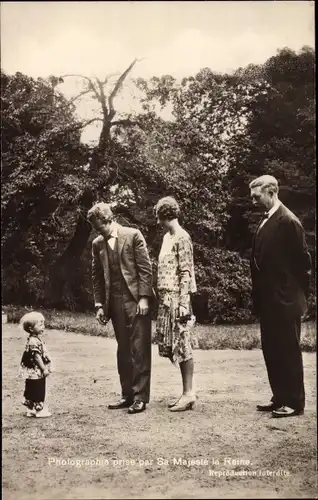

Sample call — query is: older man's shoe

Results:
[108,398,132,410]
[256,402,280,412]
[128,401,146,414]
[272,406,304,418]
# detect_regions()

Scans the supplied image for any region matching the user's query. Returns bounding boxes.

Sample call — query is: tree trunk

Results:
[46,190,94,307]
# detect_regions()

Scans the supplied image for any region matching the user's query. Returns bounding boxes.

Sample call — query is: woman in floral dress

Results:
[155,196,197,412]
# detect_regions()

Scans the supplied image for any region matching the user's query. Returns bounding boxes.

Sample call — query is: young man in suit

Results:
[249,175,312,418]
[87,202,153,414]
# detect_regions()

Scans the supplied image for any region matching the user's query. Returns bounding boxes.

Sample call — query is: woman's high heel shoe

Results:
[168,397,181,409]
[169,395,196,412]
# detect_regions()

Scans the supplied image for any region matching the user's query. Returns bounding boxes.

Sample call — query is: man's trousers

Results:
[109,293,151,403]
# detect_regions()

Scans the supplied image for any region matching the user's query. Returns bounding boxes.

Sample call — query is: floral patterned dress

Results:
[20,335,52,379]
[156,227,197,364]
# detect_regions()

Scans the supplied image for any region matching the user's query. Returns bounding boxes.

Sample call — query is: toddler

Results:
[19,311,52,417]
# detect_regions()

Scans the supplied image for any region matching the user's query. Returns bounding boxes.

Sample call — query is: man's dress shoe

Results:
[271,406,304,418]
[128,401,146,414]
[108,398,132,410]
[256,402,280,412]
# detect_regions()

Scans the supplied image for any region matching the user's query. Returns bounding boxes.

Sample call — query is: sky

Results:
[1,1,314,142]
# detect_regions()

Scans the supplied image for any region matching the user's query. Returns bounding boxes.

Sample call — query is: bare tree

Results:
[48,59,141,306]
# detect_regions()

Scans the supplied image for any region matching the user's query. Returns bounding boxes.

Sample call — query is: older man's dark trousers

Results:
[260,306,305,411]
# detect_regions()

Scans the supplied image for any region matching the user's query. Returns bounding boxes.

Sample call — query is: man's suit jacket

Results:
[92,225,153,317]
[250,203,312,317]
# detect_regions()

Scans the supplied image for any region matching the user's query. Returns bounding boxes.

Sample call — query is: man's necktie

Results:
[106,234,116,250]
[257,212,269,233]
[253,212,269,269]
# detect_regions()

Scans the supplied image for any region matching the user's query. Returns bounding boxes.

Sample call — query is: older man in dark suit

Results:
[87,203,153,414]
[250,175,312,418]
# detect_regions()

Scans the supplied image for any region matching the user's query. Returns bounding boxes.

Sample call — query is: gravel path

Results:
[2,324,317,499]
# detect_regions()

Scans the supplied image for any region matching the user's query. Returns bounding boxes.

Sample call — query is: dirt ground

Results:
[2,323,317,500]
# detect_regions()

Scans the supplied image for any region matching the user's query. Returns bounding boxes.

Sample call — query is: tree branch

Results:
[110,119,143,129]
[101,72,121,85]
[108,59,139,120]
[59,74,101,103]
[87,81,101,103]
[65,117,103,133]
[96,77,109,118]
[59,74,94,85]
[68,88,92,105]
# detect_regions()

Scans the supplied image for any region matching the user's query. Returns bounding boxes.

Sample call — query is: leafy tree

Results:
[1,70,91,305]
[226,46,315,315]
[2,45,314,321]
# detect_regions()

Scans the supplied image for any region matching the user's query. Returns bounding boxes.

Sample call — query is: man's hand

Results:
[96,307,107,325]
[301,302,308,322]
[137,297,149,316]
[43,368,50,378]
[179,305,188,317]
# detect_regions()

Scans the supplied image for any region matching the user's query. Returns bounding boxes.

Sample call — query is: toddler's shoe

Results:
[25,409,36,417]
[22,399,33,409]
[35,407,52,418]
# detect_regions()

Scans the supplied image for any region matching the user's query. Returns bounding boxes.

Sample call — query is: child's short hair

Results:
[20,311,45,334]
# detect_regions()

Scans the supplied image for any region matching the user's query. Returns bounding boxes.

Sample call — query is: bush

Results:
[192,246,254,324]
[5,305,114,338]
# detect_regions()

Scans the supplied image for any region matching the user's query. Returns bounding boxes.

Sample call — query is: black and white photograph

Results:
[1,1,316,499]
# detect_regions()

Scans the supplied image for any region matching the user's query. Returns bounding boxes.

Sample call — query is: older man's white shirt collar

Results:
[258,200,281,231]
[267,200,281,219]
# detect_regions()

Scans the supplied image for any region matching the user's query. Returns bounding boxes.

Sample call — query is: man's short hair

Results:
[249,175,279,194]
[87,202,114,223]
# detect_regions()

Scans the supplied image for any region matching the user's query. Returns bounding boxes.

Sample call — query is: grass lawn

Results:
[2,321,317,500]
[4,305,316,352]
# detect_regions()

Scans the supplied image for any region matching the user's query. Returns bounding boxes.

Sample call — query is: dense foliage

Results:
[1,71,89,306]
[1,46,315,322]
